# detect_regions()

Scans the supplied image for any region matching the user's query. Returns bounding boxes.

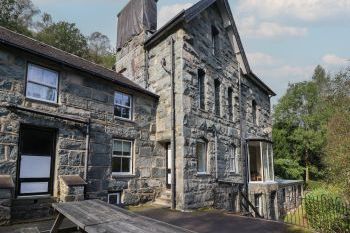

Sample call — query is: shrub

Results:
[305,188,350,233]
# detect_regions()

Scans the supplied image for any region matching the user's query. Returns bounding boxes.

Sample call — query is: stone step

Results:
[159,192,171,200]
[153,198,171,207]
[154,190,172,207]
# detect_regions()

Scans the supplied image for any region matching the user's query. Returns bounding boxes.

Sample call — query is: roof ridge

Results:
[0,26,117,74]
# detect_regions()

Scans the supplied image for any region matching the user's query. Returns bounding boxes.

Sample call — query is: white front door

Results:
[167,143,171,189]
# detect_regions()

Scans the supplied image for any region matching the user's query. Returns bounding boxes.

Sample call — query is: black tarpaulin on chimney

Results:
[117,0,157,50]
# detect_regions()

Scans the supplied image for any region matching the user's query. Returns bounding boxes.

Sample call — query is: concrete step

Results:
[154,190,172,207]
[153,198,171,207]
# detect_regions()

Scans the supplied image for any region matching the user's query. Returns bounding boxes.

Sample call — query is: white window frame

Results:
[229,145,238,173]
[196,140,208,174]
[112,139,133,175]
[26,63,59,103]
[114,91,133,120]
[108,192,121,205]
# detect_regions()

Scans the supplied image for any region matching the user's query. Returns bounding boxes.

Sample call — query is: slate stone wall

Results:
[180,4,244,209]
[115,3,273,211]
[116,28,187,209]
[0,189,12,225]
[0,45,159,221]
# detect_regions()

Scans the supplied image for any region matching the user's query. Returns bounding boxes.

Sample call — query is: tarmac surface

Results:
[132,205,307,233]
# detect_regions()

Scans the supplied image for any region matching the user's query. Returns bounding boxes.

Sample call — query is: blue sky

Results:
[31,0,350,104]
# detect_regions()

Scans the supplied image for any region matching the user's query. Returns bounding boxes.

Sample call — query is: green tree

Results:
[323,68,350,201]
[87,32,116,68]
[36,21,89,58]
[273,65,329,181]
[0,0,39,35]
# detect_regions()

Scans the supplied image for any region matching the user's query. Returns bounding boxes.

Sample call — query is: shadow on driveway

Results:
[131,205,303,233]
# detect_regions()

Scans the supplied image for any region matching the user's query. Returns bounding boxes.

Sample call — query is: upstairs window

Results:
[252,100,257,125]
[228,87,233,120]
[26,63,58,103]
[196,141,207,174]
[112,139,133,175]
[211,26,220,56]
[114,91,132,120]
[214,79,221,116]
[198,69,205,109]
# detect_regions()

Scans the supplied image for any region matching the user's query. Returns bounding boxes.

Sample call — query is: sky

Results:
[31,0,350,104]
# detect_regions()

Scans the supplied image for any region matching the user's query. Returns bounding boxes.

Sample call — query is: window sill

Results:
[112,174,135,179]
[229,172,240,176]
[25,97,60,107]
[196,172,211,177]
[16,194,52,200]
[114,116,135,124]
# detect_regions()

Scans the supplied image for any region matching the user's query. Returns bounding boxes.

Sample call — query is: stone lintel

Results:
[60,175,86,187]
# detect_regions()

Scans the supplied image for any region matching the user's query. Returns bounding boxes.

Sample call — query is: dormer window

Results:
[211,26,219,56]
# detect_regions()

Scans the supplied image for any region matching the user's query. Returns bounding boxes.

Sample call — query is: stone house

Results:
[0,26,162,223]
[115,0,303,219]
[0,0,303,225]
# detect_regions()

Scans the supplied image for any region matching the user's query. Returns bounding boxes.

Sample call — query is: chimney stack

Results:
[117,0,158,51]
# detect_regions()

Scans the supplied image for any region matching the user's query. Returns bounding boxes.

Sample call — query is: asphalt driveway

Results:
[131,205,309,233]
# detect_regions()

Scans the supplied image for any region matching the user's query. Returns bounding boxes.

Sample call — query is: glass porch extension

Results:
[248,140,274,182]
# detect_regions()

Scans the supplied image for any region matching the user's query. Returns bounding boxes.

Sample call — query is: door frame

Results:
[16,124,57,197]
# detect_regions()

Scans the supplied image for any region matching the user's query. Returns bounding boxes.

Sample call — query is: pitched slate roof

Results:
[144,0,276,96]
[0,26,158,98]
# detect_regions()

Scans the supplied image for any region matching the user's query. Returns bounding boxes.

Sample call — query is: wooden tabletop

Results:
[52,200,194,233]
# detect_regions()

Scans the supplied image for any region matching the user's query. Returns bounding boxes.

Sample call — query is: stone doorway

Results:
[166,143,172,189]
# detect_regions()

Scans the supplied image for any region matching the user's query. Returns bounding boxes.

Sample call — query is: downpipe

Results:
[161,37,176,210]
[170,37,176,210]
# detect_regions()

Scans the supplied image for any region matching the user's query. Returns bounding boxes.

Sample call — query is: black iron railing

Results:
[282,194,350,233]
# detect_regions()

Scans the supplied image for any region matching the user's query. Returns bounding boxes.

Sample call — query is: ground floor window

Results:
[108,192,121,205]
[229,145,238,173]
[112,139,133,175]
[196,141,207,174]
[254,194,263,216]
[248,140,274,182]
[18,125,56,196]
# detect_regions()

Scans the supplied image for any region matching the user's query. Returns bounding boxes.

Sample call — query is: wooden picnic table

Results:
[50,199,194,233]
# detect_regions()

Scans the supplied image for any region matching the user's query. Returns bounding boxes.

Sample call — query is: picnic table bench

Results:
[50,200,194,233]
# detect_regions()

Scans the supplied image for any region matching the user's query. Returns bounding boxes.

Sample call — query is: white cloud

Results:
[247,52,279,67]
[255,64,315,104]
[237,0,350,22]
[239,16,307,39]
[322,54,348,66]
[158,3,193,29]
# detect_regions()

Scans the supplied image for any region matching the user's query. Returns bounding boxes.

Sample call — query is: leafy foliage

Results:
[36,21,89,58]
[273,65,350,204]
[274,158,304,180]
[323,69,350,202]
[0,0,39,35]
[0,0,115,69]
[273,65,329,181]
[305,188,350,233]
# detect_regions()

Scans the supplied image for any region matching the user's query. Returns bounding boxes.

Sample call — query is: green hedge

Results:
[305,189,350,233]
